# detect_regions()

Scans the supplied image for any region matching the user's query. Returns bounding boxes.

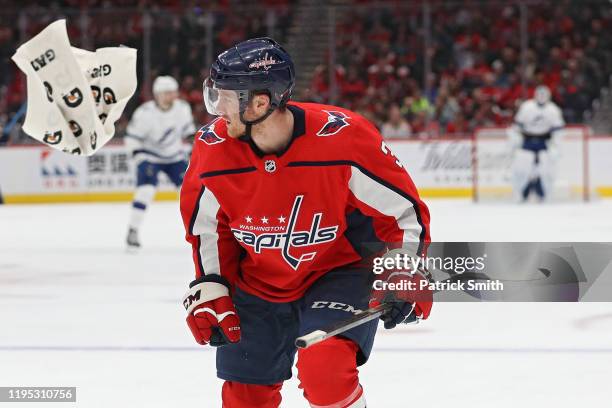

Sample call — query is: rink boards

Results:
[1,136,612,203]
[0,144,180,203]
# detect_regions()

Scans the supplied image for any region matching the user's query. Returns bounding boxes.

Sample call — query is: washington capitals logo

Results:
[316,111,351,136]
[231,195,339,270]
[248,52,278,71]
[196,120,225,145]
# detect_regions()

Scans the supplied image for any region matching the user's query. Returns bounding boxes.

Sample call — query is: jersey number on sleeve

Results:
[381,141,403,168]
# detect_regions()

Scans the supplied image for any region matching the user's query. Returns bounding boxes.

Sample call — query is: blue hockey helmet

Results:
[204,37,295,125]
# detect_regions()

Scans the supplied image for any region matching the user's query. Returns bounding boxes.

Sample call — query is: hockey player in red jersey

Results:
[180,38,432,407]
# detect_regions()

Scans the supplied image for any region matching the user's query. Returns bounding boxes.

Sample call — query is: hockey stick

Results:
[295,272,491,349]
[296,266,555,349]
[295,303,391,349]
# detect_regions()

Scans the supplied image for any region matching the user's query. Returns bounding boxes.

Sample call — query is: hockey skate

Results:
[126,227,141,252]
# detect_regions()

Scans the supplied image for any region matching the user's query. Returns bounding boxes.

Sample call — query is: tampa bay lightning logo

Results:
[316,110,351,137]
[196,119,225,145]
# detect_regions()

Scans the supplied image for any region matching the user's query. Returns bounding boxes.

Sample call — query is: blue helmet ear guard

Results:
[209,37,296,126]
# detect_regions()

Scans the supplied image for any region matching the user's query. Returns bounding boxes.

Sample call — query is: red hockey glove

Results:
[370,259,433,329]
[182,275,241,347]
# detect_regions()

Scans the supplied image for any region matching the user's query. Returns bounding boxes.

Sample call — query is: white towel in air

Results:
[11,19,137,156]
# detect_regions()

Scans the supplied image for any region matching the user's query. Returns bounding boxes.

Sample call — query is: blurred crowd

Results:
[306,0,612,138]
[0,0,290,143]
[1,0,611,143]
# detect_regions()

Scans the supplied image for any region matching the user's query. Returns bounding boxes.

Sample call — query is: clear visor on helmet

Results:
[203,77,242,117]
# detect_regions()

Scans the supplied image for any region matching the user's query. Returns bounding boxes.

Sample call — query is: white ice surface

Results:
[1,199,612,407]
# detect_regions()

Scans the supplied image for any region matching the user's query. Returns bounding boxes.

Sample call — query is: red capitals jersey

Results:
[180,102,430,302]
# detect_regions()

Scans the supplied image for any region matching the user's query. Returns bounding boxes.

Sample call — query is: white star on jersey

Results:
[245,216,253,223]
[261,216,269,224]
[278,215,286,223]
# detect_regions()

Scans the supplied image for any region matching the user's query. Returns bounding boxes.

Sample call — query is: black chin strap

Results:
[239,106,276,139]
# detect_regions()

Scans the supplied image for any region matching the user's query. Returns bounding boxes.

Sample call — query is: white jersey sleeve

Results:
[549,104,565,132]
[126,104,151,144]
[180,102,196,138]
[514,102,528,128]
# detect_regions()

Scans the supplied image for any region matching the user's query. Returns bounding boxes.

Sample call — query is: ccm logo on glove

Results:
[182,276,241,347]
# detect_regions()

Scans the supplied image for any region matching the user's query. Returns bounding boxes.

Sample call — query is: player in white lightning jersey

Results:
[124,76,195,249]
[510,85,565,201]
